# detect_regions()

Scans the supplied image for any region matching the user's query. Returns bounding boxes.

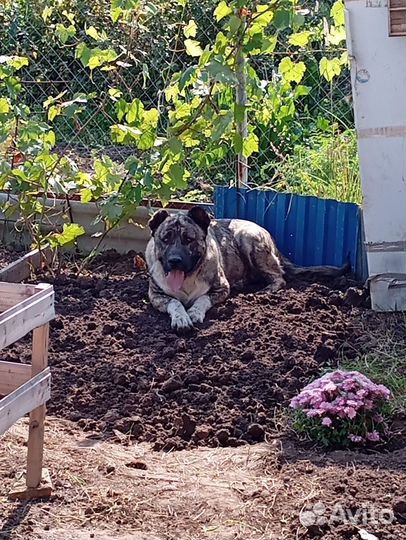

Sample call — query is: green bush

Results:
[270,129,361,204]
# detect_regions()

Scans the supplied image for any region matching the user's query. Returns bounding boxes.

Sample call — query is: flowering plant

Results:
[290,370,391,447]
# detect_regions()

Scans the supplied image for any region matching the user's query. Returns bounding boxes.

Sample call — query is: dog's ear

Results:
[188,206,211,234]
[149,209,169,236]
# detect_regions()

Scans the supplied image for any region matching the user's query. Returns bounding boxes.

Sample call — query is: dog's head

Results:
[148,206,211,291]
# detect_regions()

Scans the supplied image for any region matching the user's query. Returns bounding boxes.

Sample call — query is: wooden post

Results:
[235,42,248,189]
[26,323,49,489]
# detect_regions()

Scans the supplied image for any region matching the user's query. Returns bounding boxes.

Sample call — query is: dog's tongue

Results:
[166,270,185,292]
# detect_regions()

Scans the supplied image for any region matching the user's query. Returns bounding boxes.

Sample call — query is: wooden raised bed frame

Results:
[0,281,55,500]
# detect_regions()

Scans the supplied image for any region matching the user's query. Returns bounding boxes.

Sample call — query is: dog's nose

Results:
[168,255,183,268]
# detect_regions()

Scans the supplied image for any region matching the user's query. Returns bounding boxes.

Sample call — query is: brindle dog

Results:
[145,206,348,331]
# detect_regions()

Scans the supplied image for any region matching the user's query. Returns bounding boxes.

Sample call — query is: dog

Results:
[145,206,349,331]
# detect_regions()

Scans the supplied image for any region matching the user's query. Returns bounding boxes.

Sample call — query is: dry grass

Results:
[1,415,404,540]
[0,417,286,540]
[340,311,406,416]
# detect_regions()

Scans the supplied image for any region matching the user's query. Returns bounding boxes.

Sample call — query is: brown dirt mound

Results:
[4,252,392,452]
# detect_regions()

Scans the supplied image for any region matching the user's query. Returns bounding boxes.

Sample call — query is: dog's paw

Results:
[263,277,286,293]
[187,305,206,324]
[167,299,194,332]
[187,295,211,325]
[170,310,194,331]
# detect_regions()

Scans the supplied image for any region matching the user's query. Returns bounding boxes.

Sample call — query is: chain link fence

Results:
[1,0,354,202]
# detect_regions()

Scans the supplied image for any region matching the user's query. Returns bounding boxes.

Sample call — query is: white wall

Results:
[345,0,406,311]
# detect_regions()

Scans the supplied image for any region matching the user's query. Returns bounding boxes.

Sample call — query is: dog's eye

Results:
[161,231,173,243]
[182,235,194,244]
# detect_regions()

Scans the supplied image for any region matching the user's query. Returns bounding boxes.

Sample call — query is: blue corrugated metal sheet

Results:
[214,186,367,279]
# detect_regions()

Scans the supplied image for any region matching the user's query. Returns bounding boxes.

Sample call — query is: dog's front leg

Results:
[187,277,230,324]
[149,283,193,331]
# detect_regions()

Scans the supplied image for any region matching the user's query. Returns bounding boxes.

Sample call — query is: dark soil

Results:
[4,251,404,454]
[267,440,406,540]
[0,243,24,269]
[2,250,405,540]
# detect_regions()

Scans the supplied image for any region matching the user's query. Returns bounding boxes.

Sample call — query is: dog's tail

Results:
[280,254,351,278]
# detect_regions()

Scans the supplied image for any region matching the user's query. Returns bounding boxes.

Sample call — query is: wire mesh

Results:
[0,0,354,201]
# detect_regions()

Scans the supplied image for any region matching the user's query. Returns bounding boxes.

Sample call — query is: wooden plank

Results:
[30,324,49,375]
[0,246,52,284]
[389,0,406,9]
[0,368,51,436]
[26,325,49,488]
[0,283,52,320]
[0,361,31,395]
[0,286,37,312]
[9,468,52,501]
[0,287,55,351]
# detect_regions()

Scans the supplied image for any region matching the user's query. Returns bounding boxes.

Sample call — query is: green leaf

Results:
[184,39,203,57]
[199,48,212,68]
[108,88,123,101]
[111,0,139,22]
[228,15,242,34]
[242,132,259,158]
[245,32,276,55]
[85,25,99,40]
[171,102,191,120]
[137,130,156,150]
[252,4,274,27]
[126,98,144,123]
[80,188,93,203]
[51,223,85,247]
[293,13,305,29]
[328,25,346,45]
[168,163,185,186]
[212,111,233,141]
[100,199,124,221]
[339,51,349,66]
[206,59,237,84]
[262,36,277,54]
[168,137,183,154]
[48,105,61,122]
[294,85,311,98]
[288,31,312,47]
[111,124,142,143]
[184,19,197,38]
[7,56,29,70]
[316,117,331,131]
[179,65,197,91]
[124,156,141,176]
[75,43,92,67]
[41,6,53,22]
[87,48,118,70]
[244,31,262,52]
[0,98,10,114]
[319,57,342,82]
[278,57,306,84]
[143,108,159,127]
[43,130,56,147]
[331,0,345,26]
[214,1,232,22]
[55,23,76,44]
[273,9,290,30]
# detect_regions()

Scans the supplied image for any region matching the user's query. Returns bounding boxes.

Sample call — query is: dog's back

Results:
[209,219,286,290]
[210,218,349,284]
